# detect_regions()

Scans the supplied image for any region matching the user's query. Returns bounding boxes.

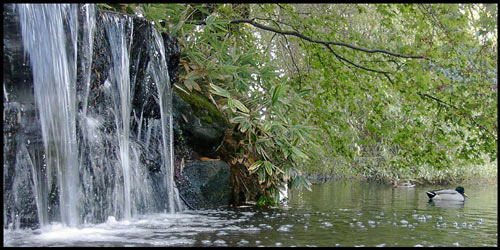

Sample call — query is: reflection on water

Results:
[428,200,465,208]
[3,181,497,247]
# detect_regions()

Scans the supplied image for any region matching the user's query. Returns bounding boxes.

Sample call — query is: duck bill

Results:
[464,193,468,197]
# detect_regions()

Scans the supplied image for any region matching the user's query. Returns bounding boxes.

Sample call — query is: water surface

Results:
[4,180,497,247]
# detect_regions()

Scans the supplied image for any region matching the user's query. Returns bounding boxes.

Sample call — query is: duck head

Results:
[456,186,468,197]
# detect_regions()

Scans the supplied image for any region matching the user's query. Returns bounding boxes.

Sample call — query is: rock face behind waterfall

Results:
[3,4,230,229]
[175,160,231,209]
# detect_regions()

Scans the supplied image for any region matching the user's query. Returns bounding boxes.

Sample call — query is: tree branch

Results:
[281,35,303,86]
[417,91,497,140]
[228,19,426,59]
[186,18,423,83]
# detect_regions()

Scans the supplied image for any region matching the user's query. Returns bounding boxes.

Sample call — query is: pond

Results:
[3,180,497,247]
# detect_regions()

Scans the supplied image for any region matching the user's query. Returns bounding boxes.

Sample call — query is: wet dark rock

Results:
[305,173,340,184]
[175,160,231,209]
[3,4,35,104]
[3,102,45,228]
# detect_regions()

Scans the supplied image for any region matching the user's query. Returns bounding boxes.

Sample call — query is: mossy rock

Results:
[174,88,227,126]
[172,88,228,156]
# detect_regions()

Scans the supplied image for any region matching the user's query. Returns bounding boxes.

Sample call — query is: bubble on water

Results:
[368,220,375,225]
[238,239,249,245]
[437,216,443,221]
[376,243,386,247]
[255,240,261,244]
[335,243,341,246]
[201,240,211,245]
[412,214,418,218]
[244,225,261,232]
[400,220,408,224]
[453,221,458,226]
[426,215,432,219]
[414,244,424,247]
[453,242,459,246]
[277,225,293,232]
[349,223,354,227]
[417,216,426,221]
[322,222,333,227]
[352,218,357,222]
[241,212,254,217]
[478,218,483,224]
[275,242,282,246]
[213,239,226,246]
[216,231,228,236]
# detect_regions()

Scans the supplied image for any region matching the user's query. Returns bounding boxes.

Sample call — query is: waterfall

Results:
[11,3,182,229]
[17,3,81,227]
[102,12,134,221]
[149,28,183,213]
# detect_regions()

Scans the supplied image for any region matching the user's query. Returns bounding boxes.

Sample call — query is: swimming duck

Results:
[394,181,415,188]
[426,186,467,201]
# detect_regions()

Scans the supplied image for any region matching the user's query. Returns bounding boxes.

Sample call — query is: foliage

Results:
[99,3,497,205]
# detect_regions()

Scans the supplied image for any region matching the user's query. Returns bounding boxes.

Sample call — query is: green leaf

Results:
[184,79,200,91]
[291,146,310,160]
[248,161,263,173]
[232,99,249,113]
[209,83,230,98]
[271,84,282,106]
[264,161,273,176]
[230,116,247,123]
[258,167,266,183]
[263,121,272,132]
[240,121,250,133]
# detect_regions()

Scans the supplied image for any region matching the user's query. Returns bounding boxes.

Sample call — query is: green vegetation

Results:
[99,4,497,206]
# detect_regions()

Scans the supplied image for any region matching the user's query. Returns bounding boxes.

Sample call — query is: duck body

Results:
[426,186,467,201]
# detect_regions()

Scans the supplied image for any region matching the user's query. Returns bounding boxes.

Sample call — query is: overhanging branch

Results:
[228,19,426,59]
[186,17,423,83]
[417,92,497,140]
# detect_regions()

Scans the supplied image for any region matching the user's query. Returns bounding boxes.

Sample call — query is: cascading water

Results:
[102,12,134,221]
[8,3,183,229]
[17,3,81,227]
[149,28,183,213]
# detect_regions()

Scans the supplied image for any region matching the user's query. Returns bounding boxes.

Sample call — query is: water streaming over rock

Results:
[5,3,183,229]
[17,3,81,227]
